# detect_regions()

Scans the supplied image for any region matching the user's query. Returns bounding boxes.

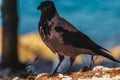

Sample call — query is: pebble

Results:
[93,66,111,71]
[61,76,72,80]
[12,77,20,80]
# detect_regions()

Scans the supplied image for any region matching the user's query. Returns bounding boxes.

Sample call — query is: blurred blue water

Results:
[0,0,120,48]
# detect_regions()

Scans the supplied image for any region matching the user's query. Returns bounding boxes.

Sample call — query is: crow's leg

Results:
[67,57,75,73]
[52,55,64,75]
[90,55,95,68]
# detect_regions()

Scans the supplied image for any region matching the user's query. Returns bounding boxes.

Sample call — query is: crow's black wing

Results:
[55,18,106,51]
[55,26,98,49]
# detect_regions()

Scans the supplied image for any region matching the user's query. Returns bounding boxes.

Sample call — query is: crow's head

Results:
[37,1,56,19]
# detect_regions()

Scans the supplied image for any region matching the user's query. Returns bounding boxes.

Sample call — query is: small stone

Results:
[93,66,104,71]
[95,72,101,77]
[12,77,20,80]
[59,73,64,78]
[62,76,72,80]
[93,66,111,71]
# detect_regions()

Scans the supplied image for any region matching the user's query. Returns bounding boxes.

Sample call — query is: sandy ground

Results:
[13,66,120,80]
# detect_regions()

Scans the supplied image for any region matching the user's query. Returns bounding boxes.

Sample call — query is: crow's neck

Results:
[39,12,59,37]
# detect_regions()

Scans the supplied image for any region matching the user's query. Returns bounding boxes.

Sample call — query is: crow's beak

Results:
[37,5,41,10]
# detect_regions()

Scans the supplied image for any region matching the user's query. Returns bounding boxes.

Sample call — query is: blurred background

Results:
[1,0,120,47]
[0,0,120,74]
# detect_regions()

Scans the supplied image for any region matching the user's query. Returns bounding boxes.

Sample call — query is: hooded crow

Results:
[37,1,120,74]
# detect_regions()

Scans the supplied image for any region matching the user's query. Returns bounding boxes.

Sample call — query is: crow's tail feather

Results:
[96,49,120,63]
[100,47,111,53]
